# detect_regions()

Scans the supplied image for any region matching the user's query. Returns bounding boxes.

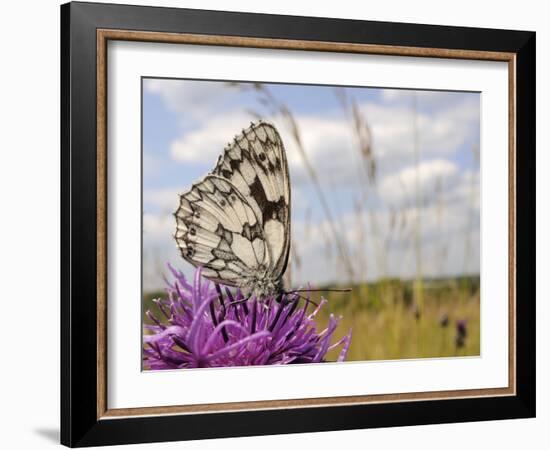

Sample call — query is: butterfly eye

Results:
[189,227,196,236]
[186,246,195,257]
[230,195,237,203]
[220,199,226,207]
[258,153,266,161]
[194,211,201,219]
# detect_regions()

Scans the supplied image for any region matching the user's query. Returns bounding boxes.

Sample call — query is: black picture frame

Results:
[61,1,535,447]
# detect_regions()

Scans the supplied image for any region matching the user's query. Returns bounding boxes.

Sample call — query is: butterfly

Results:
[174,121,291,299]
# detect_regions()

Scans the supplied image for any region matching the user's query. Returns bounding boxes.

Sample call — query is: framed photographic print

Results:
[60,1,536,447]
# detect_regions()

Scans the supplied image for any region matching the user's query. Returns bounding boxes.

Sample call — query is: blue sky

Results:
[142,78,480,291]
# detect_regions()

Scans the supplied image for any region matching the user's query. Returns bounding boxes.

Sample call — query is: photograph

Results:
[141,78,481,369]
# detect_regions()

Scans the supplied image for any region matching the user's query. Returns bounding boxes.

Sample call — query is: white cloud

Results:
[143,212,174,244]
[168,96,478,188]
[143,188,180,213]
[169,112,354,185]
[380,89,404,102]
[288,181,479,284]
[144,78,234,119]
[379,159,459,205]
[170,111,258,163]
[381,89,477,109]
[169,112,362,187]
[142,211,197,291]
[283,117,356,184]
[287,160,479,284]
[362,97,479,163]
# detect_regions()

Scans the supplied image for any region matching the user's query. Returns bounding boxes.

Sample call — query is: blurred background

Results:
[142,78,480,361]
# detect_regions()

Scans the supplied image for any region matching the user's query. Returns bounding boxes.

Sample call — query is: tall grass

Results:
[314,277,480,361]
[411,92,425,317]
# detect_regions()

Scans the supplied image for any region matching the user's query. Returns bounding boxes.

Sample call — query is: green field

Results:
[143,276,480,363]
[316,277,480,361]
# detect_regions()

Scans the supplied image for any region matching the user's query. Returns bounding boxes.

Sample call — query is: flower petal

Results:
[205,331,270,362]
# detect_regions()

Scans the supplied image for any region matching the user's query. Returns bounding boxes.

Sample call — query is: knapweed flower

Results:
[143,266,352,369]
[455,319,468,348]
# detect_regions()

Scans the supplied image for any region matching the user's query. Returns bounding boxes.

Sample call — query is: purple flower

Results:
[143,266,352,370]
[455,319,468,348]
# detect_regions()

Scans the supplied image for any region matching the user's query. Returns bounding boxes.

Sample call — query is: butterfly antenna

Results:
[287,288,352,294]
[284,291,319,308]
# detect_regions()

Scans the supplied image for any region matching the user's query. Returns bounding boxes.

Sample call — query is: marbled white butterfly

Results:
[174,121,290,299]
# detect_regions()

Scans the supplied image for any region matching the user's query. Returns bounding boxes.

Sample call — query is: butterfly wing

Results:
[212,121,290,281]
[175,175,268,286]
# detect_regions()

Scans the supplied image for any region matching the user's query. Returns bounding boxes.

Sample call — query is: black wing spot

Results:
[242,222,263,241]
[215,223,233,245]
[249,176,287,224]
[230,158,241,171]
[221,169,232,178]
